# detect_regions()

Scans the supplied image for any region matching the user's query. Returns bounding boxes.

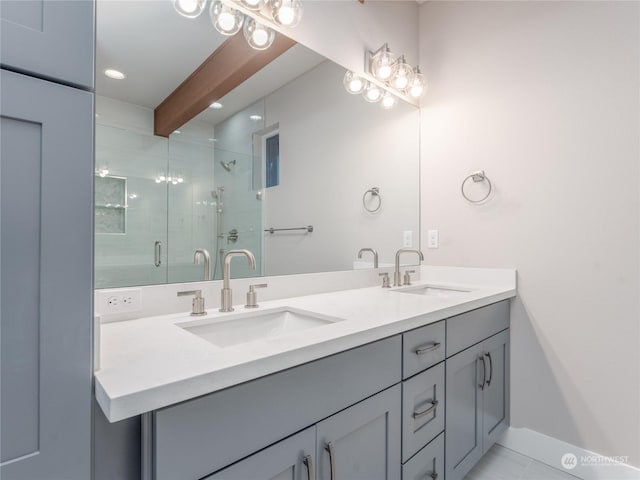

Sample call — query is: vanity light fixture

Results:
[210,1,244,35]
[173,0,207,18]
[173,0,303,51]
[343,71,366,95]
[362,83,383,103]
[391,55,414,91]
[243,17,275,50]
[369,43,397,82]
[104,68,126,80]
[408,66,426,98]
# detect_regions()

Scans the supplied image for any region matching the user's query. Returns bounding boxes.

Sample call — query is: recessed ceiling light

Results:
[104,68,126,80]
[210,102,223,109]
[173,130,181,134]
[249,114,262,121]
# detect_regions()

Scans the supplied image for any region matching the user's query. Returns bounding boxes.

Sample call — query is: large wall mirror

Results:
[95,1,420,289]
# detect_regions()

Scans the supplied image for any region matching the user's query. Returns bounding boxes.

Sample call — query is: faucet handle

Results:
[177,290,206,316]
[379,272,391,289]
[403,270,416,286]
[245,284,268,308]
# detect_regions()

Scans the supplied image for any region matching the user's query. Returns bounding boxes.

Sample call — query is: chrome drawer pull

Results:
[303,454,315,480]
[325,442,336,480]
[415,342,441,355]
[413,400,439,419]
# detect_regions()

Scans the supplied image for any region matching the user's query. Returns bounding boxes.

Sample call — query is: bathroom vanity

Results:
[95,267,515,480]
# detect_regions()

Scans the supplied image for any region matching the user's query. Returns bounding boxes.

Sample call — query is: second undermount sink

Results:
[394,285,471,298]
[178,307,343,348]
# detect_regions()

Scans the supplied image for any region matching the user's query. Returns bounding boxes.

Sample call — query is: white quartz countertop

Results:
[95,268,516,422]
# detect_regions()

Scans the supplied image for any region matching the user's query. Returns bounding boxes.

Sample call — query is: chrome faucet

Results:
[194,248,212,281]
[177,289,206,316]
[220,249,256,312]
[394,248,424,287]
[357,248,379,268]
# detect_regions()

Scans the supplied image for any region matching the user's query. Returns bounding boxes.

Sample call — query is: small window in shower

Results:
[265,133,279,188]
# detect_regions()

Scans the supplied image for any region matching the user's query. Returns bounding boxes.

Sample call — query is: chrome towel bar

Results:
[264,225,314,234]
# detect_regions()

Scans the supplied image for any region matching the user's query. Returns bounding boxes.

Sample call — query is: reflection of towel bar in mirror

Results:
[265,226,314,234]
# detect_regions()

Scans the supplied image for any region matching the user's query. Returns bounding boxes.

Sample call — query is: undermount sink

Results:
[178,307,343,348]
[394,285,471,298]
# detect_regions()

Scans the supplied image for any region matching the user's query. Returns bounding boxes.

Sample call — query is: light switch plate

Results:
[403,230,413,247]
[427,229,439,249]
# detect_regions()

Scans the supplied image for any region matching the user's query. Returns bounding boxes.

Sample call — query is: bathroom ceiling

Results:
[97,0,324,126]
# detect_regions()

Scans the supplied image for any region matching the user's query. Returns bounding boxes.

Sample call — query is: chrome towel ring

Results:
[461,171,492,203]
[362,187,382,213]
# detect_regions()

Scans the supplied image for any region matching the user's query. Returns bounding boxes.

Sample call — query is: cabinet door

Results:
[482,330,510,453]
[317,385,401,480]
[204,427,316,480]
[445,343,484,480]
[0,70,93,479]
[0,0,94,88]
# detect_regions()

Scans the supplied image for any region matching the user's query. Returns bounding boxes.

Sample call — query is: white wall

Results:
[419,1,639,466]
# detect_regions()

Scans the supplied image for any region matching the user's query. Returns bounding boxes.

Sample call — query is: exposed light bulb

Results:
[343,71,366,94]
[391,56,414,91]
[370,44,397,82]
[381,92,397,109]
[218,12,236,31]
[252,28,269,46]
[408,67,427,98]
[271,0,303,27]
[362,83,382,103]
[243,18,275,50]
[173,0,206,18]
[211,1,243,36]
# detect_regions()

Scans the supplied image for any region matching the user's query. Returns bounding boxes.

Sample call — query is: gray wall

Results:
[419,1,639,466]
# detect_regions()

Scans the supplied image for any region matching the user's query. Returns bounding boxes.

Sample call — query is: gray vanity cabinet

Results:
[445,328,510,480]
[316,385,401,480]
[0,70,93,479]
[0,0,94,88]
[204,427,316,480]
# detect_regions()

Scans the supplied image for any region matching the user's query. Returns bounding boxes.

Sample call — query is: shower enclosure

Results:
[94,114,264,288]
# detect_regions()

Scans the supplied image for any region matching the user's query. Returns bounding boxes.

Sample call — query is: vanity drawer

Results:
[401,362,445,462]
[446,300,509,357]
[402,320,445,379]
[402,432,444,480]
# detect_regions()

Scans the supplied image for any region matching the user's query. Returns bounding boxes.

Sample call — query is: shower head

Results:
[220,160,236,172]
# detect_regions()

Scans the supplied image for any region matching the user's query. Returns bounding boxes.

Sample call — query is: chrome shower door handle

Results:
[479,355,487,390]
[485,352,493,386]
[325,442,336,480]
[303,454,315,480]
[154,241,162,267]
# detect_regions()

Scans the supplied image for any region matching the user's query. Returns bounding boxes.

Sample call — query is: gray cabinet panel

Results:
[317,385,401,480]
[0,70,93,480]
[204,427,316,480]
[446,300,509,357]
[402,432,444,480]
[154,336,401,480]
[445,343,484,480]
[402,320,445,379]
[401,362,445,462]
[482,330,510,452]
[0,0,94,88]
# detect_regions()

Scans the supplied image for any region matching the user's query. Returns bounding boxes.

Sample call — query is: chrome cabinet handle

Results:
[413,400,438,419]
[325,442,336,480]
[415,342,441,355]
[485,352,493,386]
[154,241,162,267]
[479,355,487,390]
[303,454,315,480]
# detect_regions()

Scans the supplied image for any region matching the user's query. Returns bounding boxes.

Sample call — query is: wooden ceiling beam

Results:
[154,33,296,137]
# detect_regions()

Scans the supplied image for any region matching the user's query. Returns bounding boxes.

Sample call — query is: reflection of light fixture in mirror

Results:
[381,92,397,110]
[271,0,303,27]
[129,193,138,200]
[343,71,366,94]
[155,174,185,184]
[249,114,263,121]
[243,18,275,50]
[391,55,414,90]
[239,0,263,10]
[362,83,383,103]
[95,166,110,177]
[173,0,206,17]
[210,1,244,35]
[408,66,426,98]
[369,43,396,82]
[104,68,125,80]
[209,102,223,109]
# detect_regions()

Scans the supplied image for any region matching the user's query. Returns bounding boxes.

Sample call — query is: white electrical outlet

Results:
[98,289,142,314]
[403,230,413,247]
[427,229,439,249]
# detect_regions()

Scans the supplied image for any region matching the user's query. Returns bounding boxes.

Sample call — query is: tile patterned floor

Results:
[465,445,584,480]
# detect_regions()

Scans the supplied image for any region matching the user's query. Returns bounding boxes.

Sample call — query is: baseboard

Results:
[497,427,639,480]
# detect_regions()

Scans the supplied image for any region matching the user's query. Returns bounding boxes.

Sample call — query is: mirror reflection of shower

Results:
[220,159,236,172]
